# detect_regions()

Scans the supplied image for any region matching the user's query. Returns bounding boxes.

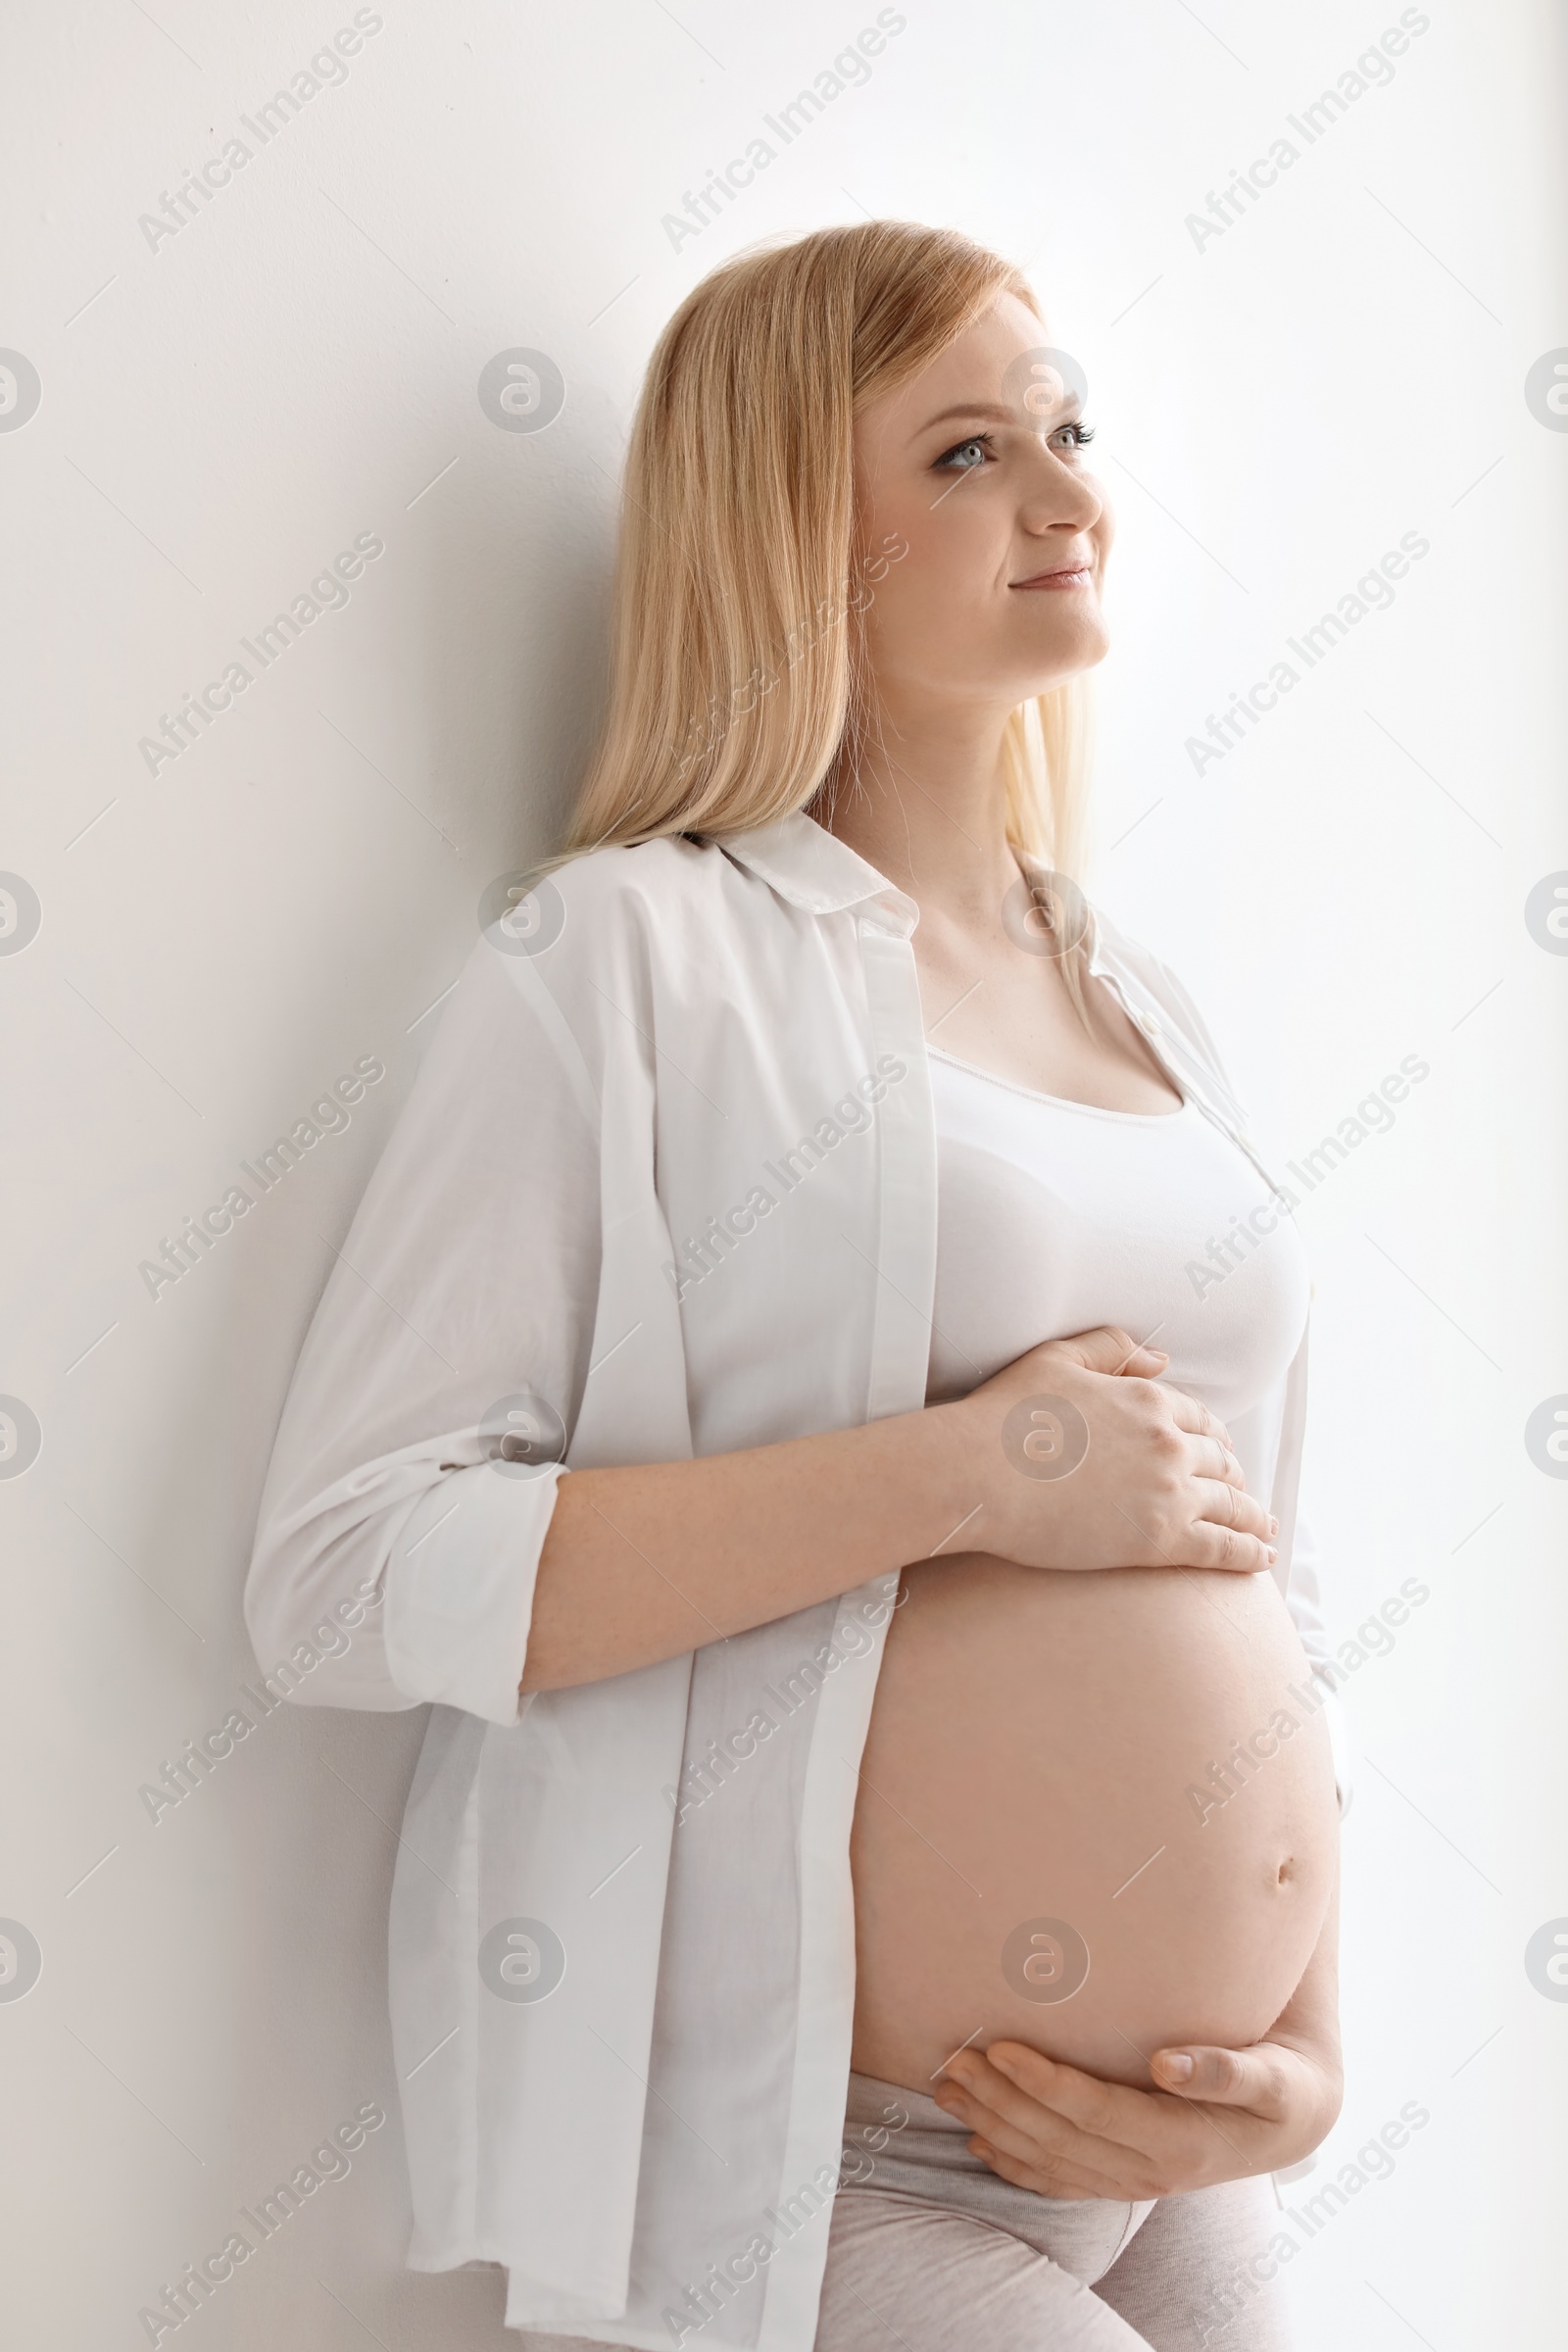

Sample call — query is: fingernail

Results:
[1157,2052,1194,2082]
[989,2049,1018,2078]
[1266,1546,1278,1564]
[1268,1516,1279,1537]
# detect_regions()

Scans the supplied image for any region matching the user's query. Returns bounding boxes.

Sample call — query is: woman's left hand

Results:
[936,1809,1345,2197]
[932,2033,1344,2200]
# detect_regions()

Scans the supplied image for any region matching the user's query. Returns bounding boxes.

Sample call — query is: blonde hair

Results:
[562,219,1095,896]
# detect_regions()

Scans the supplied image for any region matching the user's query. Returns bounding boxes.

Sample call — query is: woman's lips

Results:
[1010,564,1094,590]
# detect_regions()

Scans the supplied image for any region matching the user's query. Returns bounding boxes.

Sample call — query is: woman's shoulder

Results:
[535,828,760,939]
[469,829,784,1022]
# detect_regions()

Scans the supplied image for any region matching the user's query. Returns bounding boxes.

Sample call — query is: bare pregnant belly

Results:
[849,1557,1339,2093]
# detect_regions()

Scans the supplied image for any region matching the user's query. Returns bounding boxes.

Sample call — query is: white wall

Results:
[3,2,1563,2344]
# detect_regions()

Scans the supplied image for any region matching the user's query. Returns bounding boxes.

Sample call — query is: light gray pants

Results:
[517,2072,1291,2352]
[817,2072,1292,2350]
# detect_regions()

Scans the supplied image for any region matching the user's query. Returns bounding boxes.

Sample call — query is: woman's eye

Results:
[934,433,993,471]
[932,421,1095,472]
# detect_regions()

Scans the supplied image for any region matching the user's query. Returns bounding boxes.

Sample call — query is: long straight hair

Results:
[562,220,1096,908]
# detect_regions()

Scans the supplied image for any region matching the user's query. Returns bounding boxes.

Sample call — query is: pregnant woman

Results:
[248,221,1346,2352]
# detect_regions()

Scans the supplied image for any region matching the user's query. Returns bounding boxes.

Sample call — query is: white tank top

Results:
[924,1046,1310,1419]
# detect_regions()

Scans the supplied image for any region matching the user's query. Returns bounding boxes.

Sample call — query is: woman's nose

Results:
[1018,453,1102,535]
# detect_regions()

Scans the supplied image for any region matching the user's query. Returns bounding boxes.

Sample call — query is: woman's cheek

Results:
[1088,478,1115,563]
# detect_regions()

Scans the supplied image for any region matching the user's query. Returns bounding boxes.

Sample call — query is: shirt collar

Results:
[712,811,919,935]
[714,811,1276,1186]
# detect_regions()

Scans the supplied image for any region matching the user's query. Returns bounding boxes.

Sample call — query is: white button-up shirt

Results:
[246,811,1336,2351]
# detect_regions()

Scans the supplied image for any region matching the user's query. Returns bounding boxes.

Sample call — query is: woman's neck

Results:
[821,704,1022,924]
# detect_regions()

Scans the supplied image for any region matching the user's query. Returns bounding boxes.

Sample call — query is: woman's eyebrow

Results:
[914,393,1082,439]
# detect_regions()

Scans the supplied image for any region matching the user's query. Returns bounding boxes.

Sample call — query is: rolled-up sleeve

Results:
[382,1461,566,1722]
[245,928,604,1718]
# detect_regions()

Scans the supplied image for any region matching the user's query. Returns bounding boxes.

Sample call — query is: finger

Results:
[969,2137,1113,2201]
[1194,1477,1269,1533]
[1151,2044,1293,2117]
[936,2063,1155,2197]
[1182,1517,1277,1573]
[942,2093,1157,2201]
[1194,1477,1273,1539]
[1188,1433,1246,1487]
[962,2046,1164,2159]
[1107,1490,1264,1575]
[982,2044,1278,2191]
[934,2074,1086,2166]
[1161,1390,1232,1452]
[1052,1325,1167,1380]
[1195,1480,1274,1538]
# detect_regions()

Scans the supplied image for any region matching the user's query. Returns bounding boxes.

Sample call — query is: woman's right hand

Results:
[519,1322,1278,1692]
[945,1325,1278,1575]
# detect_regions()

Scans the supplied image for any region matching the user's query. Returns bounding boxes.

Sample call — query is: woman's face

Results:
[850,291,1113,719]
